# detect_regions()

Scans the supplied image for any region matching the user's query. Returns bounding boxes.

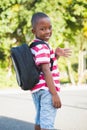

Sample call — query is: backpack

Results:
[11,41,53,90]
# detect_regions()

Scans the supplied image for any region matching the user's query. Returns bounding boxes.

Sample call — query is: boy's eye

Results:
[40,26,52,31]
[40,28,45,31]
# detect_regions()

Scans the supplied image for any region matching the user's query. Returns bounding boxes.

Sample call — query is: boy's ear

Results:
[32,29,36,34]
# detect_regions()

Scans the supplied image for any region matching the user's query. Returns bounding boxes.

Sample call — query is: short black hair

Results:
[31,12,49,28]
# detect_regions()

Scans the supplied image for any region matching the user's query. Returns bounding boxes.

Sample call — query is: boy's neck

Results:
[36,37,44,41]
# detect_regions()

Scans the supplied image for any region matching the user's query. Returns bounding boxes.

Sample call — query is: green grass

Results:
[0,68,18,89]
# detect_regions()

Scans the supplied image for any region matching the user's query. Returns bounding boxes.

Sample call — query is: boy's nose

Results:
[46,29,51,33]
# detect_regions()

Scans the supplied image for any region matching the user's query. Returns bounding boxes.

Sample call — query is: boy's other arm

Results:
[55,47,72,59]
[41,63,61,108]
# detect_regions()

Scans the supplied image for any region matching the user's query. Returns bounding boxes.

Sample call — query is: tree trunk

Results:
[67,60,76,85]
[78,50,87,84]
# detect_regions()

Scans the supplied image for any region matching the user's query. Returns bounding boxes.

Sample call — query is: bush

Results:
[0,68,18,89]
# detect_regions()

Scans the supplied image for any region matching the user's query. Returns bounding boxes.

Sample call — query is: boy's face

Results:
[32,17,52,42]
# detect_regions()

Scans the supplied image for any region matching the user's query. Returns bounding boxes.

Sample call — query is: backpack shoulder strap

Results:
[29,41,49,49]
[29,41,53,71]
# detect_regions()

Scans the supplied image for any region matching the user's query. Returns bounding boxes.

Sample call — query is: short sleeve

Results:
[34,44,50,66]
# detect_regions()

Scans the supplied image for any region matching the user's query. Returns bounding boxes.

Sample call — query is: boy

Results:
[30,12,71,130]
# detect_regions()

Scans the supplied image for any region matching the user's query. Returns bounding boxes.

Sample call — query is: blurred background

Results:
[0,0,87,89]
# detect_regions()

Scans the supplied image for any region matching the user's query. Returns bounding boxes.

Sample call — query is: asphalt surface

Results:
[0,86,87,130]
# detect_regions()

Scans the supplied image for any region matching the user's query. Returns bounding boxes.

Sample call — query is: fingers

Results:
[53,102,62,108]
[63,48,72,57]
[55,47,72,57]
[54,99,62,108]
[52,95,62,108]
[64,48,72,53]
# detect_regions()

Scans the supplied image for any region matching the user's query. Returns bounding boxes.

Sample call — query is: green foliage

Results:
[0,0,87,86]
[0,68,18,88]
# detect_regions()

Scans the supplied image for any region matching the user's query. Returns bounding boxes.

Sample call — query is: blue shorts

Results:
[32,89,57,129]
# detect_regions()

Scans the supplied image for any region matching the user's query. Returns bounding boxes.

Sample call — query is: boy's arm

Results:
[55,47,72,59]
[41,63,61,108]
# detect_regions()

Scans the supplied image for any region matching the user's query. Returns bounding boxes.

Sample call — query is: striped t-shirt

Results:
[30,39,60,93]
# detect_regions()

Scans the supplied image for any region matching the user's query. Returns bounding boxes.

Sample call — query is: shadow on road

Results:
[0,116,34,130]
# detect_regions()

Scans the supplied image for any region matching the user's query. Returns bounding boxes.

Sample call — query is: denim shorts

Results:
[32,89,58,129]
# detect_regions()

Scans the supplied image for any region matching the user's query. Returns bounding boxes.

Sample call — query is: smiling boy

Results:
[30,12,71,130]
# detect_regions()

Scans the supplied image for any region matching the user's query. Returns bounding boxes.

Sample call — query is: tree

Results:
[0,0,87,84]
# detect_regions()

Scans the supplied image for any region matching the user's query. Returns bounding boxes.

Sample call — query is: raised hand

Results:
[55,47,72,58]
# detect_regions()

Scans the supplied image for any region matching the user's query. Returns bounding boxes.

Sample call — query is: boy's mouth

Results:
[44,35,51,39]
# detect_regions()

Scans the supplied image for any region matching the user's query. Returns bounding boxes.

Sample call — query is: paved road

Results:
[0,87,87,130]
